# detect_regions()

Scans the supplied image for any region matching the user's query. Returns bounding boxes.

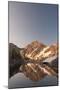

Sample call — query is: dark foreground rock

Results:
[9,43,25,78]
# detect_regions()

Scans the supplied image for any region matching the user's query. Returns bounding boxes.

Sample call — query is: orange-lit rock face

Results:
[25,41,46,54]
[44,45,58,56]
[24,42,58,61]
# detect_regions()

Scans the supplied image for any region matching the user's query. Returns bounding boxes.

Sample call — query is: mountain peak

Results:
[26,40,46,49]
[24,41,58,61]
[31,40,44,45]
[31,40,40,44]
[24,41,46,56]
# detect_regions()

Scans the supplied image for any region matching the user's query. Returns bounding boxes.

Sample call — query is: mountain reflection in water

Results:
[9,63,58,88]
[19,63,57,81]
[9,42,58,88]
[8,73,58,88]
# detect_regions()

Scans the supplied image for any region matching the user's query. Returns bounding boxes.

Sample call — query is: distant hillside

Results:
[9,43,25,77]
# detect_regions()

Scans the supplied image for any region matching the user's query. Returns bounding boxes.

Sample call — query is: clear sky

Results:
[9,1,58,48]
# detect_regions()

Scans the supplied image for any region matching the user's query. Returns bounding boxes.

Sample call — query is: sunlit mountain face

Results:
[22,41,58,61]
[9,41,58,81]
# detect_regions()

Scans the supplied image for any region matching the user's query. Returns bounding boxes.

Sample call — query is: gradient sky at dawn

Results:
[9,1,58,47]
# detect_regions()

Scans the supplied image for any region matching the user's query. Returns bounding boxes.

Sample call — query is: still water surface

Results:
[8,73,58,88]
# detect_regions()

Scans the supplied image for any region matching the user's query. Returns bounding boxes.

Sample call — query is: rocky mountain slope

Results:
[9,41,58,81]
[23,41,58,62]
